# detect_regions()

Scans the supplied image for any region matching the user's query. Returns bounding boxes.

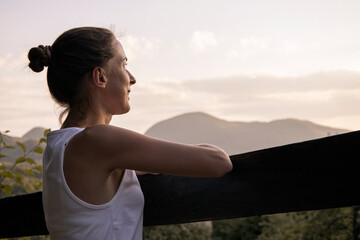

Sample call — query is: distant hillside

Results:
[1,127,46,164]
[22,127,47,139]
[145,112,349,155]
[1,113,349,162]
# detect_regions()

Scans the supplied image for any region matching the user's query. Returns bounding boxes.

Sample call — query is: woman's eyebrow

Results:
[118,57,127,64]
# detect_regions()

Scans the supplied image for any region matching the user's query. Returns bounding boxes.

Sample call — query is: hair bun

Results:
[28,45,51,72]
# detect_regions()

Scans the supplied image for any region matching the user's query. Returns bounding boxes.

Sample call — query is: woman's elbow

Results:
[216,159,233,177]
[211,151,233,177]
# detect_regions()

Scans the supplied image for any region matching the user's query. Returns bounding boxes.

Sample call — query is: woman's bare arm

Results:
[67,124,232,177]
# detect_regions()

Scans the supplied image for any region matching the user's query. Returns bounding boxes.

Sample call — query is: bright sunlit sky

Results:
[1,0,360,137]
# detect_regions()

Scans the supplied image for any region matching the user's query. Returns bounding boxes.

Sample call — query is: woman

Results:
[28,27,232,240]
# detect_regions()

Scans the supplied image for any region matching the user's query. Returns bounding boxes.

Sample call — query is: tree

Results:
[256,207,358,240]
[143,222,212,240]
[0,130,49,197]
[212,216,263,240]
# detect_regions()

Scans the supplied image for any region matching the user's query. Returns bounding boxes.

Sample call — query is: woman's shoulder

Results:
[79,124,142,143]
[66,124,143,156]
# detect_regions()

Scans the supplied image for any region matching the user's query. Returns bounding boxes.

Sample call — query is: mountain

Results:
[1,128,46,164]
[145,112,349,155]
[22,127,47,139]
[1,113,349,162]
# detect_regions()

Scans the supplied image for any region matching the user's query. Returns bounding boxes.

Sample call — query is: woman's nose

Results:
[127,70,136,85]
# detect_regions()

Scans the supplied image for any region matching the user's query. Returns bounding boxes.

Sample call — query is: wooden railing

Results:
[1,131,360,238]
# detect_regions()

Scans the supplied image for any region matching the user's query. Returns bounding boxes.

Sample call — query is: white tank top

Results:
[43,127,144,240]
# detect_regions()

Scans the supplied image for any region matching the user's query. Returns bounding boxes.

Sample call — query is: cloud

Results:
[226,37,268,59]
[181,70,360,94]
[225,38,303,60]
[189,30,218,53]
[119,35,161,60]
[0,52,27,72]
[0,52,56,136]
[278,40,301,54]
[124,70,360,131]
[239,38,268,50]
[258,90,337,103]
[3,60,360,137]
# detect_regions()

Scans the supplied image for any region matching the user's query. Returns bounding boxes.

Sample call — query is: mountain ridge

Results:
[145,112,349,155]
[22,127,47,140]
[1,112,349,162]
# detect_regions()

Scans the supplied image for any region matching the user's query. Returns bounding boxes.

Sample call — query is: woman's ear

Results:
[91,67,107,89]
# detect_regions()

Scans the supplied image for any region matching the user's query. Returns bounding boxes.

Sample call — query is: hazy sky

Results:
[1,0,360,136]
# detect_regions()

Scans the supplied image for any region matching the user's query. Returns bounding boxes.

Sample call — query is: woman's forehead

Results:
[113,39,126,59]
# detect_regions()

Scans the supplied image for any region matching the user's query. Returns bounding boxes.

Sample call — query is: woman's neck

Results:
[61,110,112,129]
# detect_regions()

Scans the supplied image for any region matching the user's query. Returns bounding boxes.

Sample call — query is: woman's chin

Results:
[121,106,131,115]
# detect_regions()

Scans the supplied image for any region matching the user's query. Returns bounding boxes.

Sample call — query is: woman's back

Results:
[43,128,144,240]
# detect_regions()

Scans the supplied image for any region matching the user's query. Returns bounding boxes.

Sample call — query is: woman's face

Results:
[103,40,136,115]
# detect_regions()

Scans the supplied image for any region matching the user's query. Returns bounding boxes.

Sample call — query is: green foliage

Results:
[212,216,263,240]
[143,222,212,240]
[0,129,49,197]
[257,207,359,240]
[211,207,360,240]
[257,212,308,240]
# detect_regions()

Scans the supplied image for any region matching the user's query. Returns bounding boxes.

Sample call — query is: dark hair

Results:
[28,27,115,120]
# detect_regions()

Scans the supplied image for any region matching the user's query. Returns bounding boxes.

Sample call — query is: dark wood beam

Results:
[0,191,47,237]
[1,131,360,238]
[141,130,360,225]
